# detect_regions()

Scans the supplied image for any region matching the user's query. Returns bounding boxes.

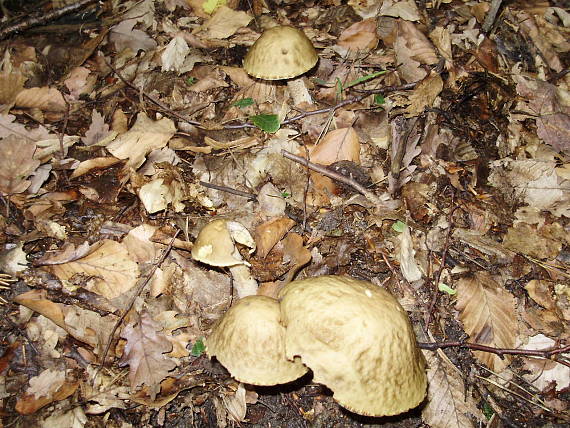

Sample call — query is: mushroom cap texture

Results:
[243,25,318,80]
[206,295,308,385]
[278,276,427,417]
[191,219,243,267]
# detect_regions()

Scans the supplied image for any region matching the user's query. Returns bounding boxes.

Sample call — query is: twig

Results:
[482,0,503,33]
[418,341,570,368]
[92,229,181,385]
[425,190,457,328]
[199,181,257,201]
[0,0,98,40]
[281,150,383,206]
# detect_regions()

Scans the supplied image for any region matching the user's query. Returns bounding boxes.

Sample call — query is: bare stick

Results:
[419,341,570,368]
[0,0,98,40]
[199,181,257,201]
[482,0,503,33]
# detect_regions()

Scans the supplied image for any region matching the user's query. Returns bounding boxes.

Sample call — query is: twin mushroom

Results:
[192,219,427,417]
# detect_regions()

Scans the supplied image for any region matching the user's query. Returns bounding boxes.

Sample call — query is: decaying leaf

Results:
[15,368,78,415]
[43,239,139,300]
[422,351,484,428]
[456,272,517,372]
[0,136,40,195]
[120,312,177,399]
[254,217,296,258]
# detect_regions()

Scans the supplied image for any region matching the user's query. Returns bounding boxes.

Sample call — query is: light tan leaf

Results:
[82,109,113,146]
[223,383,247,423]
[202,6,252,39]
[254,217,296,258]
[422,351,484,427]
[523,334,570,392]
[120,312,176,399]
[0,72,26,104]
[64,66,95,101]
[16,368,78,415]
[161,36,190,73]
[309,127,360,165]
[0,136,40,195]
[70,157,121,179]
[45,239,139,300]
[14,86,66,112]
[109,19,157,53]
[40,407,87,428]
[379,0,421,21]
[395,21,438,82]
[338,19,379,51]
[456,272,517,371]
[107,112,176,169]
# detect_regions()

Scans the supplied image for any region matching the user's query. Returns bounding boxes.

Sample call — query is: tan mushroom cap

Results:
[243,25,318,80]
[279,276,427,417]
[192,219,246,267]
[206,295,308,385]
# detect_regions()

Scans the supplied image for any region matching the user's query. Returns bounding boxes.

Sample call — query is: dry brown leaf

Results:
[456,272,517,371]
[0,72,26,104]
[16,368,78,415]
[14,87,66,112]
[309,127,360,165]
[404,71,443,117]
[254,217,296,258]
[120,312,176,400]
[522,334,570,392]
[0,136,40,195]
[15,289,118,355]
[106,112,176,169]
[395,21,438,82]
[338,19,379,51]
[82,109,114,146]
[44,239,139,300]
[422,351,484,428]
[503,223,562,259]
[202,6,252,39]
[109,19,157,53]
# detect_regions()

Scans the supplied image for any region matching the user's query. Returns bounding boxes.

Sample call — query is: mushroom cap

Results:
[278,276,427,417]
[192,219,249,267]
[206,295,308,385]
[243,25,318,80]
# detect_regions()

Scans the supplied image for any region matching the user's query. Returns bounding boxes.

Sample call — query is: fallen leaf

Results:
[120,312,177,399]
[456,272,517,371]
[107,112,176,169]
[0,136,40,195]
[109,19,157,53]
[338,19,379,51]
[44,240,139,300]
[254,217,296,258]
[202,6,252,39]
[422,351,484,427]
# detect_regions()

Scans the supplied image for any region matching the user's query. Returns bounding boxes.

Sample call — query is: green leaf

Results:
[250,114,280,133]
[392,220,406,233]
[438,282,457,295]
[202,0,226,14]
[373,94,385,105]
[482,402,494,420]
[232,98,254,108]
[191,338,206,357]
[345,70,388,89]
[335,78,344,98]
[186,77,197,85]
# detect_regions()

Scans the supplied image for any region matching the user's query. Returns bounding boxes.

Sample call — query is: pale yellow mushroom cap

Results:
[243,25,318,80]
[206,295,308,385]
[192,219,250,267]
[279,276,427,417]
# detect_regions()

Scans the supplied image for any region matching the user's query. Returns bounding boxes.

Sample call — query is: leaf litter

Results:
[0,0,569,427]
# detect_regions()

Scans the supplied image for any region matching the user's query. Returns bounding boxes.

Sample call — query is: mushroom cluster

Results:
[206,275,427,417]
[243,25,318,105]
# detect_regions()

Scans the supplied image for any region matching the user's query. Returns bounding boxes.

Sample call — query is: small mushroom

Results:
[206,295,308,385]
[243,25,318,105]
[279,275,427,417]
[192,219,258,299]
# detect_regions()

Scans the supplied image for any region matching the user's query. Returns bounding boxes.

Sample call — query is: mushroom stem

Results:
[229,264,258,298]
[287,77,313,106]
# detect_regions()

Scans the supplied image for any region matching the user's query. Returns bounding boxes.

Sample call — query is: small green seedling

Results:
[186,77,197,85]
[250,114,280,133]
[438,282,456,295]
[232,98,254,108]
[392,220,406,233]
[191,338,206,357]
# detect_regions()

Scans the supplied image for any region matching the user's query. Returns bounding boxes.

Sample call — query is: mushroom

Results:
[206,295,308,385]
[243,25,318,106]
[278,275,427,417]
[192,219,258,299]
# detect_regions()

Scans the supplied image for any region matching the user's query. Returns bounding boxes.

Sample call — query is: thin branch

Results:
[0,0,98,40]
[199,181,257,201]
[419,341,570,367]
